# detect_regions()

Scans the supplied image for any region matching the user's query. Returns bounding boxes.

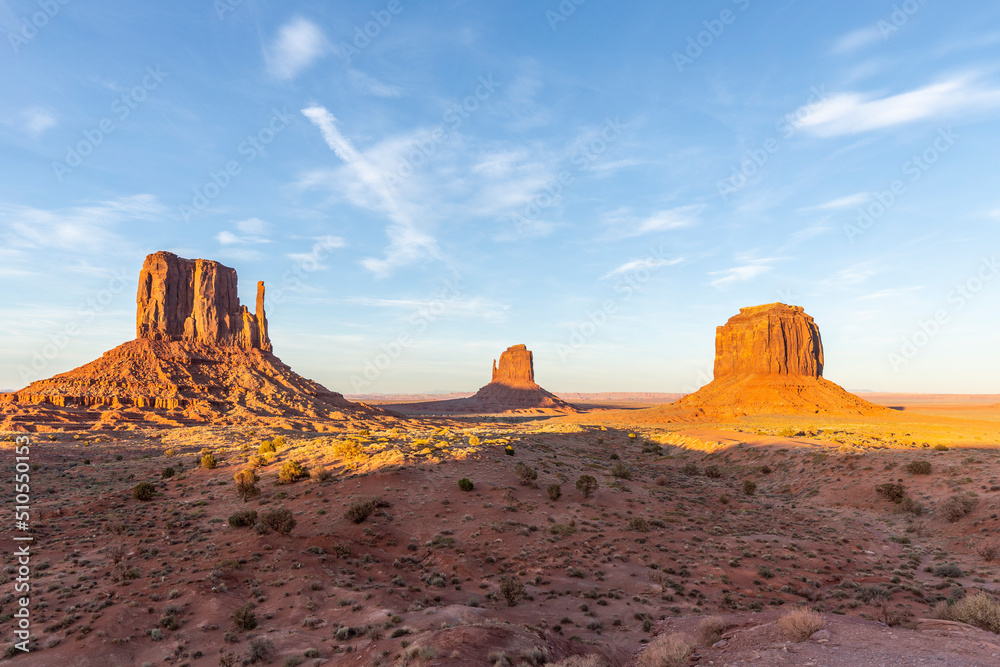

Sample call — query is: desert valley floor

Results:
[3,394,1000,666]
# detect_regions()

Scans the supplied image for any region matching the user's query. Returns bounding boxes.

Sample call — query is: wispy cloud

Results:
[345,295,510,323]
[801,193,872,211]
[794,75,1000,137]
[602,257,682,280]
[709,263,773,287]
[23,108,56,134]
[301,106,440,276]
[857,286,924,300]
[267,17,327,80]
[831,26,882,55]
[603,205,702,237]
[349,69,402,98]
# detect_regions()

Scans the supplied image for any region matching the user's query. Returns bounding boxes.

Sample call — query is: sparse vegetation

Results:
[935,592,1000,633]
[234,469,261,502]
[940,493,977,522]
[875,482,906,503]
[611,461,632,479]
[161,466,175,479]
[547,483,561,501]
[260,508,296,535]
[278,459,309,485]
[778,608,825,641]
[258,440,277,455]
[132,482,155,501]
[636,633,694,667]
[742,480,757,496]
[201,452,217,469]
[499,577,525,606]
[698,616,727,646]
[232,603,257,631]
[906,460,932,475]
[228,509,258,528]
[576,474,598,498]
[458,477,474,492]
[469,435,481,446]
[515,462,538,485]
[345,496,387,524]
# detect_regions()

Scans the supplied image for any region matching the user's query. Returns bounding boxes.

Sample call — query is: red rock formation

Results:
[714,303,823,378]
[388,344,577,415]
[0,251,388,431]
[492,344,535,386]
[136,251,270,351]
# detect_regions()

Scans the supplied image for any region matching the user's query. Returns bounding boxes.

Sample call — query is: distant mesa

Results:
[673,303,886,417]
[388,344,578,415]
[0,251,388,431]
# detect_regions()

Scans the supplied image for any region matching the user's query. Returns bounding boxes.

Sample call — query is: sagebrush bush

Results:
[345,496,387,524]
[200,453,217,469]
[161,466,175,479]
[576,475,598,498]
[247,454,267,469]
[627,517,649,532]
[941,493,978,522]
[636,633,693,667]
[778,608,825,641]
[546,656,606,667]
[132,482,155,501]
[742,480,757,496]
[228,509,258,528]
[611,461,632,480]
[515,462,538,485]
[260,508,296,535]
[697,616,728,645]
[976,537,1000,562]
[504,444,515,456]
[875,482,906,503]
[469,435,481,446]
[234,469,260,502]
[258,440,277,455]
[906,460,932,475]
[547,484,561,501]
[704,465,722,479]
[332,439,364,461]
[681,463,699,476]
[499,577,525,607]
[458,478,474,492]
[272,436,287,448]
[231,602,257,630]
[278,459,310,485]
[936,592,1000,633]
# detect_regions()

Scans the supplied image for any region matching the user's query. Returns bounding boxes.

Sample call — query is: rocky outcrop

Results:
[387,344,577,415]
[714,303,823,378]
[0,251,391,431]
[492,344,535,386]
[136,251,270,351]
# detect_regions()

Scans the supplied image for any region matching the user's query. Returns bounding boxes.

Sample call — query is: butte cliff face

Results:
[136,251,271,351]
[388,344,577,415]
[0,252,387,431]
[714,304,823,379]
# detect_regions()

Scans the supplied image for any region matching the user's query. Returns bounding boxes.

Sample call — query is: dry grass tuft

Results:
[778,608,825,642]
[546,656,607,667]
[697,615,728,645]
[934,592,1000,633]
[636,632,694,667]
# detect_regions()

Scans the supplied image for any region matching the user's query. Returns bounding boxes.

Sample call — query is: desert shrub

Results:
[906,460,932,475]
[760,464,772,475]
[272,436,286,448]
[132,482,155,501]
[345,496,387,524]
[201,453,217,469]
[742,480,757,496]
[332,439,364,460]
[932,563,963,578]
[258,440,277,455]
[779,427,799,438]
[719,494,730,504]
[941,494,978,522]
[642,442,663,454]
[499,577,525,607]
[758,565,775,579]
[164,448,177,457]
[576,475,598,498]
[547,484,562,501]
[278,459,310,485]
[458,478,474,492]
[933,443,949,451]
[897,496,924,516]
[161,466,175,479]
[314,467,332,482]
[704,465,722,479]
[260,508,296,535]
[681,463,699,476]
[936,592,1000,633]
[697,616,727,645]
[247,454,267,469]
[228,509,258,528]
[232,603,257,631]
[547,656,607,667]
[469,435,481,446]
[976,537,1000,562]
[778,608,825,641]
[611,461,632,480]
[875,482,906,503]
[244,636,273,664]
[234,469,261,502]
[627,517,649,532]
[636,633,694,667]
[504,444,515,456]
[515,462,538,485]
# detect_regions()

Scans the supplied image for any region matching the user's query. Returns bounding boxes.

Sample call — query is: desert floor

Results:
[1,396,1000,666]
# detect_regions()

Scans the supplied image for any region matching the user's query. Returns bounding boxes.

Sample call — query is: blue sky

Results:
[1,0,999,394]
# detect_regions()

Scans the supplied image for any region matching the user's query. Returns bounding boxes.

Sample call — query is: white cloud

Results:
[346,295,510,323]
[236,217,270,235]
[603,205,701,237]
[709,264,772,287]
[602,257,682,280]
[301,106,440,276]
[267,17,327,80]
[801,193,872,211]
[216,218,271,246]
[349,69,402,98]
[831,26,882,55]
[857,286,924,300]
[794,76,1000,137]
[23,108,56,134]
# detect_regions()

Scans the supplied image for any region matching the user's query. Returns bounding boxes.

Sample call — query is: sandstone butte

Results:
[388,344,578,415]
[0,251,389,431]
